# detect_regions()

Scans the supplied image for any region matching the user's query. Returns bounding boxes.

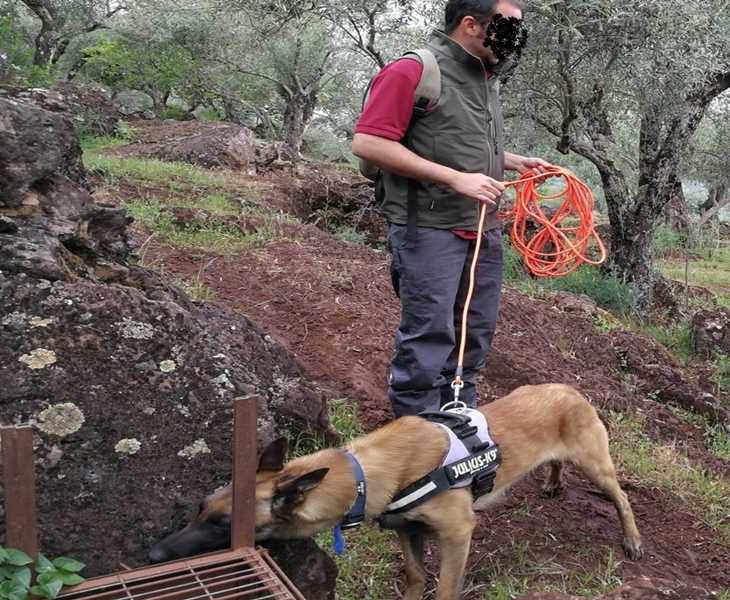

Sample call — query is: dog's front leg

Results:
[421,491,475,600]
[396,529,427,600]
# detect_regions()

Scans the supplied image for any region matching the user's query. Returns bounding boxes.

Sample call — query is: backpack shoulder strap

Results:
[401,49,440,109]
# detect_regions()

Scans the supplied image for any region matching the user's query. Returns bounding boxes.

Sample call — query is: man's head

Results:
[444,0,526,67]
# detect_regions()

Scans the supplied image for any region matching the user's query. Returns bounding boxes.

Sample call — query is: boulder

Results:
[690,307,730,360]
[0,85,337,599]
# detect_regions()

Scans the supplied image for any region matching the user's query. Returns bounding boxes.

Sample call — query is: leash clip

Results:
[442,379,467,413]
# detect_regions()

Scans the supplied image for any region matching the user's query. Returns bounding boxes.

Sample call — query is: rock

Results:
[690,307,730,360]
[255,140,299,171]
[553,291,598,314]
[262,539,337,600]
[109,120,258,174]
[0,87,335,590]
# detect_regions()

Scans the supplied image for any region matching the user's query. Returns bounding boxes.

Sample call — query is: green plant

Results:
[162,106,191,121]
[652,225,687,257]
[704,423,730,459]
[0,18,58,87]
[540,266,639,316]
[0,546,85,600]
[197,110,223,121]
[334,228,366,245]
[502,234,528,285]
[114,121,133,141]
[709,351,730,397]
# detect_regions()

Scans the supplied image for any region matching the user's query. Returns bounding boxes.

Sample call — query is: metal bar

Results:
[259,549,309,600]
[109,565,268,599]
[231,396,258,549]
[1,425,38,561]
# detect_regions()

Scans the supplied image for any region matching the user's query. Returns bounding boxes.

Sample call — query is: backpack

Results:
[358,49,441,185]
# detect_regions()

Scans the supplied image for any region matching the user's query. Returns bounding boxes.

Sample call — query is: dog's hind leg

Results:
[396,529,427,600]
[541,460,563,497]
[573,426,645,560]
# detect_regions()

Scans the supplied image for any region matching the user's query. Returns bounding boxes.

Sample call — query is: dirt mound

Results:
[108,120,259,172]
[117,120,730,595]
[52,81,121,137]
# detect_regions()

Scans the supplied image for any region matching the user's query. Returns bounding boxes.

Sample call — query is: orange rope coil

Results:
[500,166,606,278]
[451,166,606,398]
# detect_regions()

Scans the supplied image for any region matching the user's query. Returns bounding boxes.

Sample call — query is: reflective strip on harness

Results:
[383,481,439,512]
[384,408,501,515]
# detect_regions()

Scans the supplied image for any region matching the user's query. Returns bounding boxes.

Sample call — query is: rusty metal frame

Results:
[2,396,307,600]
[1,424,39,560]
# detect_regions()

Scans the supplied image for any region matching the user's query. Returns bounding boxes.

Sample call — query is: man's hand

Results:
[449,172,506,205]
[505,152,551,175]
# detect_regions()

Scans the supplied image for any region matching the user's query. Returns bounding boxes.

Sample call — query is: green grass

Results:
[82,139,293,258]
[608,410,730,544]
[657,247,730,309]
[466,541,624,599]
[627,319,694,362]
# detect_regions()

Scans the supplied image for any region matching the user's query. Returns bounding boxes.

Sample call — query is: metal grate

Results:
[57,548,306,600]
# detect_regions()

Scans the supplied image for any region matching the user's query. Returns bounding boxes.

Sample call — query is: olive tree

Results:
[7,0,124,67]
[508,0,730,295]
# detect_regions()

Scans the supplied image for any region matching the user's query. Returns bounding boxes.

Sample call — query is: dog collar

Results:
[339,451,367,529]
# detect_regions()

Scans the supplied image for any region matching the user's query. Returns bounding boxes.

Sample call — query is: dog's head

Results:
[147,437,329,563]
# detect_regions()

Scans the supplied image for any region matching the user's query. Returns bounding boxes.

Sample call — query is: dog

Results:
[148,383,644,600]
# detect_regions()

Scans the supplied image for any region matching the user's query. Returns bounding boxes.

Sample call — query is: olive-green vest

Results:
[380,30,505,232]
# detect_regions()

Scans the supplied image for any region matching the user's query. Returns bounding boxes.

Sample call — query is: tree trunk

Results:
[281,91,316,152]
[21,0,60,66]
[596,164,660,284]
[661,178,689,232]
[690,184,730,250]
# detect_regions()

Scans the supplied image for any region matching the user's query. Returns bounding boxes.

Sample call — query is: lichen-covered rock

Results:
[0,87,336,592]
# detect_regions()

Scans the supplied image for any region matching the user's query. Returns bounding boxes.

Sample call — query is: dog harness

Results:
[384,408,501,515]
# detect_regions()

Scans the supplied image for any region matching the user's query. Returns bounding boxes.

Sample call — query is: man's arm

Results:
[352,132,505,204]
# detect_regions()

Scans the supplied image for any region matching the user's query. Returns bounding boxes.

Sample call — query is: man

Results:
[351,0,550,418]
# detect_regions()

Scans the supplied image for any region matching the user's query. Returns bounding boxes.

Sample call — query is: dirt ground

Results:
[92,123,730,597]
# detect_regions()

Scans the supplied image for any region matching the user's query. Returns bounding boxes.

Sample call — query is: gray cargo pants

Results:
[386,224,503,418]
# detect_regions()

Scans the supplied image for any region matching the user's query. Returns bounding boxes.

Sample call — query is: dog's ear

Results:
[271,468,329,516]
[258,436,289,472]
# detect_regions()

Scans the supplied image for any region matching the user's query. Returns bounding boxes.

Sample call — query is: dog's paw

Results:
[622,539,645,561]
[540,482,562,498]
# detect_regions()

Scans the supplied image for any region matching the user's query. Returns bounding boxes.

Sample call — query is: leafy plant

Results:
[0,546,85,600]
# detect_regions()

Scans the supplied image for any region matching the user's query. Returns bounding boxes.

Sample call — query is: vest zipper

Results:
[484,83,494,179]
[487,105,498,155]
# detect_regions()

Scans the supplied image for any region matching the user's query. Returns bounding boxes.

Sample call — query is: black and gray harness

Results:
[336,407,501,539]
[384,408,501,515]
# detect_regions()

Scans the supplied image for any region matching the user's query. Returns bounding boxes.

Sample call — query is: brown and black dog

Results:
[148,383,644,600]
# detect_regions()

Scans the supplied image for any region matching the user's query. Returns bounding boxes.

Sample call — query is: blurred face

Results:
[480,2,525,65]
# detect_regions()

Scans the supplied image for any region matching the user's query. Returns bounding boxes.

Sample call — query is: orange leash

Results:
[500,166,606,277]
[447,166,605,406]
